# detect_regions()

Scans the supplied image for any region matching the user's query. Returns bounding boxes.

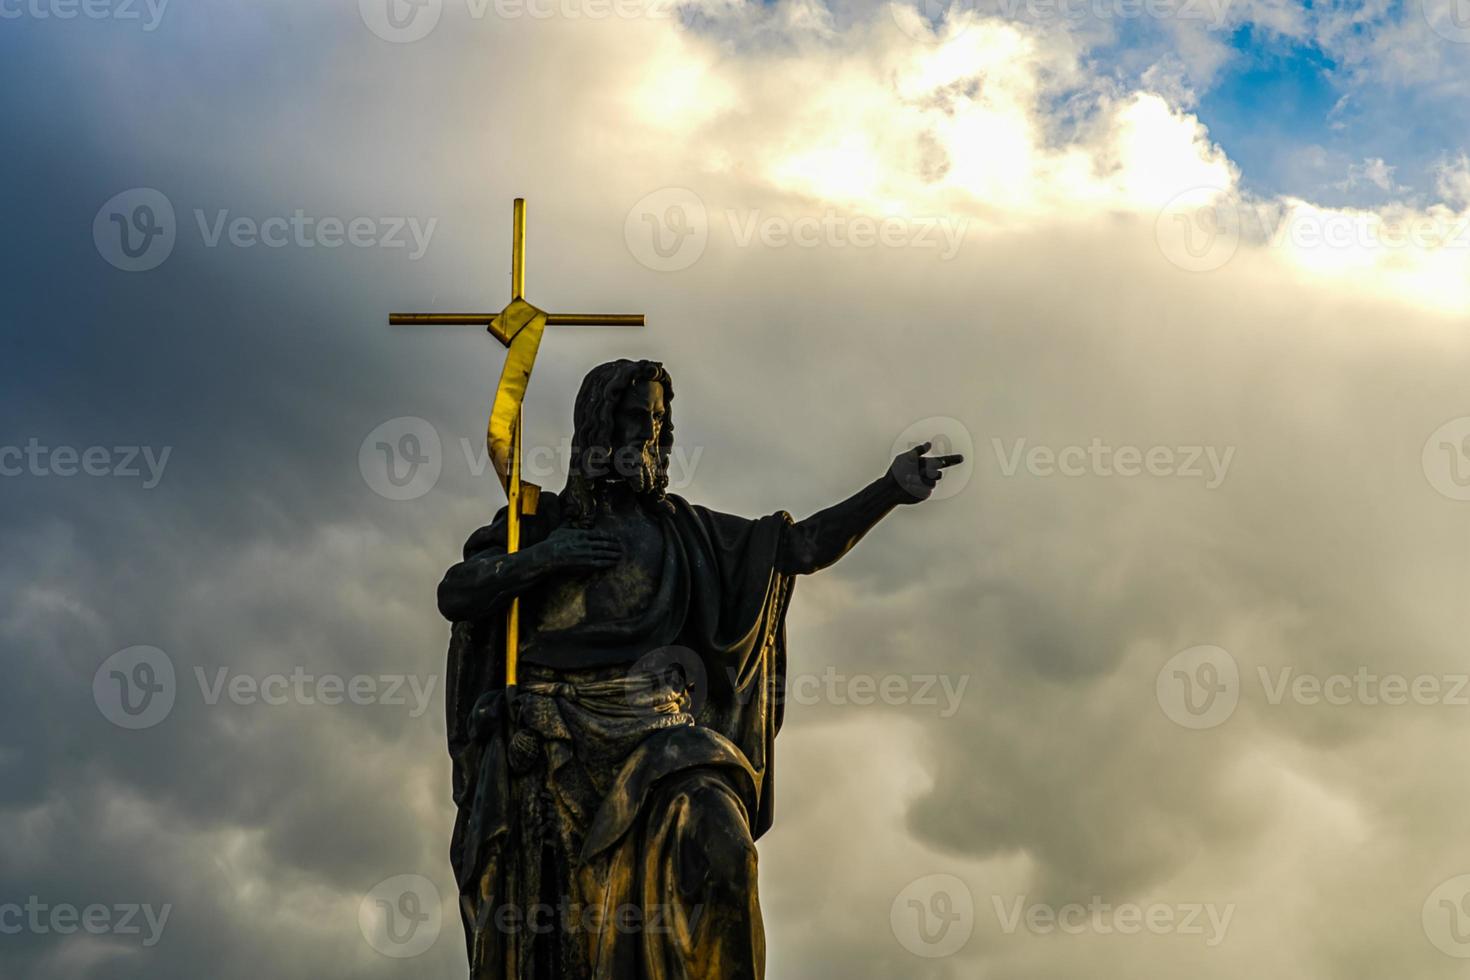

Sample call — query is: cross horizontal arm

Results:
[390,312,644,345]
[389,313,645,327]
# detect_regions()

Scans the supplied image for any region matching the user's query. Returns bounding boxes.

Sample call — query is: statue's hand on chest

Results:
[533,508,665,631]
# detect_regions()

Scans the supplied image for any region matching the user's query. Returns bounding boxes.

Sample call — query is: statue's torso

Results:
[526,504,665,642]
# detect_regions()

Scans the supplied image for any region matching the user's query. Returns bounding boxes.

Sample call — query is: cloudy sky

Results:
[4,0,1470,976]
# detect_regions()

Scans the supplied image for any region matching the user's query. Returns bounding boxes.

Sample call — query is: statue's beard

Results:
[605,441,662,496]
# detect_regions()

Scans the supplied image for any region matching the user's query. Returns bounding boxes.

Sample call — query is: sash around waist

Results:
[516,661,695,746]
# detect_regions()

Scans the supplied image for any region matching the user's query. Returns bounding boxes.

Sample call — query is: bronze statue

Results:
[437,358,962,979]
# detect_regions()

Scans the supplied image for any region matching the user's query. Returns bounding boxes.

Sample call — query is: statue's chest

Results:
[584,511,665,620]
[535,511,665,631]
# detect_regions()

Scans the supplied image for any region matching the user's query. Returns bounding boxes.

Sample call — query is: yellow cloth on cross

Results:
[487,298,547,517]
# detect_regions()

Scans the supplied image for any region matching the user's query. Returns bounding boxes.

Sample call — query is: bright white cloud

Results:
[607,4,1470,313]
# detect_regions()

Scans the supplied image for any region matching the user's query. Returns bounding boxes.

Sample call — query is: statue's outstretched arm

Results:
[776,442,963,575]
[437,527,621,622]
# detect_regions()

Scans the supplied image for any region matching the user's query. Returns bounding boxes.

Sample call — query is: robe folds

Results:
[445,491,795,979]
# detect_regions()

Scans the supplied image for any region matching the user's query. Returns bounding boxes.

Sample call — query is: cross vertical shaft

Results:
[506,410,523,686]
[511,198,526,302]
[505,198,527,686]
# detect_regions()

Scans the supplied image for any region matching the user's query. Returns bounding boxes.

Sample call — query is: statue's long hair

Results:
[561,359,675,528]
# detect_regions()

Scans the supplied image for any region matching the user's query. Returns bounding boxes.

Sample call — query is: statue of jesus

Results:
[438,358,962,979]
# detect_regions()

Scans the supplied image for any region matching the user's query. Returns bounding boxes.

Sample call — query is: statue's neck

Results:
[595,480,652,516]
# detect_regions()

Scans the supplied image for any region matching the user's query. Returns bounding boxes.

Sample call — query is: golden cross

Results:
[390,198,644,690]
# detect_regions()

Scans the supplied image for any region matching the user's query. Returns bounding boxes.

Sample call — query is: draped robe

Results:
[445,491,795,979]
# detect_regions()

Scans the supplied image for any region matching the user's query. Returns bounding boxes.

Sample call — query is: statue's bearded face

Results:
[609,379,667,494]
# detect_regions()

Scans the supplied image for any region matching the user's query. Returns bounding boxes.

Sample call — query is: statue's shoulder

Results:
[662,493,714,529]
[663,494,794,535]
[460,491,563,559]
[461,521,502,560]
[665,493,791,522]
